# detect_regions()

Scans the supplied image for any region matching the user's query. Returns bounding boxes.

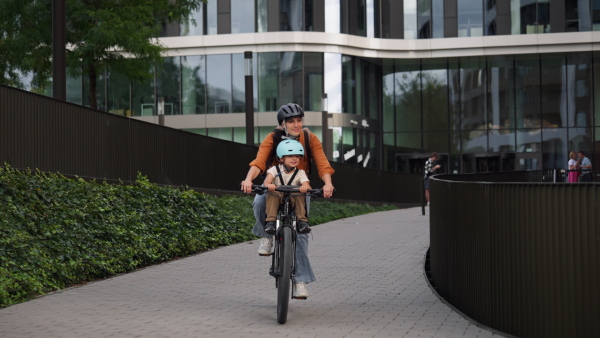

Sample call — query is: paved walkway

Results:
[0,207,503,338]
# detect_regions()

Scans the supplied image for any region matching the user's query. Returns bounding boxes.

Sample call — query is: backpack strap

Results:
[303,129,313,177]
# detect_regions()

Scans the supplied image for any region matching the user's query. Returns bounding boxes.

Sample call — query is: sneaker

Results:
[264,221,276,235]
[258,237,273,256]
[297,221,311,234]
[293,282,309,298]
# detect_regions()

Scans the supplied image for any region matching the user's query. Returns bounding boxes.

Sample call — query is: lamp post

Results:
[245,51,254,145]
[321,93,332,160]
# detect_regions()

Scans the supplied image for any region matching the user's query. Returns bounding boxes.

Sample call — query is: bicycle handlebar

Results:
[251,185,328,198]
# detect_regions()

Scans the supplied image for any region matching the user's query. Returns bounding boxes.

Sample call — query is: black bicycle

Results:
[252,185,324,324]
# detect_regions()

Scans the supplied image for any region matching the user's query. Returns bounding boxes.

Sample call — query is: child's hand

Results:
[299,183,311,193]
[266,184,277,191]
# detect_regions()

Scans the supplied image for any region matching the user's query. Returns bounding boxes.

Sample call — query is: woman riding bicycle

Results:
[241,103,335,299]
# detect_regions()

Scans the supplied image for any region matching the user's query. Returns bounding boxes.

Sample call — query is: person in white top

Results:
[263,140,311,235]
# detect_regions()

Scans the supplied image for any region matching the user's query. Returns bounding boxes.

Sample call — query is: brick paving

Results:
[0,207,504,337]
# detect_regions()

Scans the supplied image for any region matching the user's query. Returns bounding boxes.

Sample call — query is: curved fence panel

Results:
[429,174,599,338]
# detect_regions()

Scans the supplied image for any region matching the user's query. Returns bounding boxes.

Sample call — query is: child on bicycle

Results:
[262,139,312,235]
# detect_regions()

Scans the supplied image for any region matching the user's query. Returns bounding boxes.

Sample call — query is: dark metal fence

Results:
[429,173,599,338]
[0,85,421,205]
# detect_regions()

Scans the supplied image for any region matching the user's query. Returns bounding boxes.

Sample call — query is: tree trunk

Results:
[88,63,97,110]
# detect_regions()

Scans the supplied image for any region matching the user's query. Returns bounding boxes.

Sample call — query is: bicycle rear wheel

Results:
[276,226,293,324]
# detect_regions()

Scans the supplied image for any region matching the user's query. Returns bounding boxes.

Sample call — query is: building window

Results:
[458,0,483,37]
[181,55,207,115]
[485,0,497,35]
[207,54,232,114]
[565,0,592,32]
[511,0,550,34]
[231,0,255,33]
[280,0,304,31]
[258,52,279,111]
[180,6,203,36]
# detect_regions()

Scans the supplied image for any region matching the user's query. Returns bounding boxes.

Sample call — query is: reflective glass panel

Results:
[107,70,130,117]
[304,53,323,111]
[422,59,448,131]
[569,127,593,154]
[517,128,542,153]
[181,55,206,115]
[566,0,592,32]
[396,132,421,152]
[354,58,363,115]
[487,55,515,130]
[231,0,255,33]
[417,0,431,39]
[460,57,486,131]
[517,0,550,34]
[567,52,593,127]
[394,59,421,132]
[280,52,303,105]
[541,128,567,169]
[207,54,232,114]
[448,59,461,130]
[324,53,342,113]
[594,51,600,125]
[180,7,203,36]
[206,1,217,35]
[258,53,279,111]
[66,75,82,105]
[485,0,497,35]
[342,55,354,114]
[207,127,232,141]
[461,129,487,153]
[383,132,395,171]
[156,57,181,115]
[489,129,516,152]
[594,0,600,30]
[423,131,449,154]
[458,0,483,37]
[280,0,303,31]
[366,62,379,119]
[232,53,245,113]
[540,53,565,128]
[515,54,540,128]
[404,0,417,39]
[382,60,395,133]
[432,0,444,38]
[131,68,154,117]
[325,0,341,33]
[257,0,268,32]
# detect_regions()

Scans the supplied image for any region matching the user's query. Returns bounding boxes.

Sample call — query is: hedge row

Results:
[0,165,395,307]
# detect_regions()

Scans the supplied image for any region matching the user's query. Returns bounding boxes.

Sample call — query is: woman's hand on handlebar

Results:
[241,180,254,194]
[322,184,334,198]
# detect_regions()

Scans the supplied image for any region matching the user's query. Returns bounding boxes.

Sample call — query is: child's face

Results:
[282,155,302,168]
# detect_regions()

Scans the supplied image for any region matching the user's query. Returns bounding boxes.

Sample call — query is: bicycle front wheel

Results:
[276,226,293,324]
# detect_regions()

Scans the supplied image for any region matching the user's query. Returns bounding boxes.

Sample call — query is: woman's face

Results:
[283,117,303,137]
[570,153,576,159]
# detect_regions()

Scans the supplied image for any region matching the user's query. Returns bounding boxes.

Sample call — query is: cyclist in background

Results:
[241,103,335,299]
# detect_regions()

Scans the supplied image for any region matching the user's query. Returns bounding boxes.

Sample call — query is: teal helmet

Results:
[276,140,305,159]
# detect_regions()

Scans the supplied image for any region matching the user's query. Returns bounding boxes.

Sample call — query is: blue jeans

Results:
[252,193,316,284]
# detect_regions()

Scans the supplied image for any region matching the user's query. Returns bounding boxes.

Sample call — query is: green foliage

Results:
[0,165,395,307]
[0,0,205,107]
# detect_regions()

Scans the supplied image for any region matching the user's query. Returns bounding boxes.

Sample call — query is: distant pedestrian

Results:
[567,151,580,183]
[424,152,441,205]
[578,151,593,182]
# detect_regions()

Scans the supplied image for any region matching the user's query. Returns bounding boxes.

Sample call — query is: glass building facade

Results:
[13,0,600,175]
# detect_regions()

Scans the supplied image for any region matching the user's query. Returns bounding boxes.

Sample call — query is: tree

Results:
[0,0,205,109]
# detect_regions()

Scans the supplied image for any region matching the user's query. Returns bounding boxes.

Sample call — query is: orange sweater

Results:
[249,129,335,180]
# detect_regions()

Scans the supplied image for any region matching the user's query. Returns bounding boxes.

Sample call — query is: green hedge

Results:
[0,165,395,307]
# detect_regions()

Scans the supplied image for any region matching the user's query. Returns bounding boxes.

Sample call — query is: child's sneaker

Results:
[297,221,311,233]
[264,221,276,234]
[258,237,273,256]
